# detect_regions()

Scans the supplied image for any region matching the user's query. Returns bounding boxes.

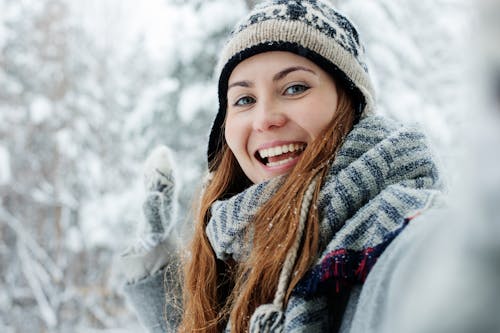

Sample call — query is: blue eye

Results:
[234,96,255,106]
[284,84,309,95]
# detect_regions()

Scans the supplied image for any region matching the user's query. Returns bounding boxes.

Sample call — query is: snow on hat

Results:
[207,0,375,169]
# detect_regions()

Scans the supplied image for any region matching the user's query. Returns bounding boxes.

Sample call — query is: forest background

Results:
[0,0,472,332]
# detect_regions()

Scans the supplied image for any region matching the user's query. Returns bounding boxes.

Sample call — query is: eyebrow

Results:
[273,66,317,81]
[228,80,252,90]
[227,66,317,91]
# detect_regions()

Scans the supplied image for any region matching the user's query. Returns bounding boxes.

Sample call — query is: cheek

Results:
[315,95,338,130]
[224,128,235,153]
[224,118,244,153]
[309,119,330,138]
[300,103,336,137]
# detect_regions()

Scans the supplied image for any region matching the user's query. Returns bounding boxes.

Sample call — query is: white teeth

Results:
[273,146,282,156]
[258,143,305,159]
[267,156,295,167]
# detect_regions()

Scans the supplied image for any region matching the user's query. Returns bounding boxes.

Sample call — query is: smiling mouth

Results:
[255,143,307,167]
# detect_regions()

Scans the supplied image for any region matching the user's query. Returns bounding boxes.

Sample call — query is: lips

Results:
[255,142,306,167]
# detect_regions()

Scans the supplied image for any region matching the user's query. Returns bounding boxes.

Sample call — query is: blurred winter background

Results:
[0,0,496,332]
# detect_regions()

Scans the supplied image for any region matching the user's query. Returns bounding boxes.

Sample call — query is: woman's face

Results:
[225,51,339,183]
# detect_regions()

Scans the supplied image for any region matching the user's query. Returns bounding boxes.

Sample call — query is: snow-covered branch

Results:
[0,208,64,281]
[17,243,58,328]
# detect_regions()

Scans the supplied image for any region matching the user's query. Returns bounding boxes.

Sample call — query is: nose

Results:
[252,99,287,132]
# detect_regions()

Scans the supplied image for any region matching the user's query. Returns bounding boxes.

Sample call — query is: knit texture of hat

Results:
[208,0,376,169]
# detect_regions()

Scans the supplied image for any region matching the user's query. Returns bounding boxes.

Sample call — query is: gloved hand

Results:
[120,146,179,282]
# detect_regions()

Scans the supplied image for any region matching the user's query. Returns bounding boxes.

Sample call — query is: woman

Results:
[120,1,442,332]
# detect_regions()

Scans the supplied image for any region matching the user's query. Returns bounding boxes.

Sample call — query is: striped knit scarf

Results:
[206,115,442,332]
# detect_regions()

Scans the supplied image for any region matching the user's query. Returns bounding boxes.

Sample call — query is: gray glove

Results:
[120,146,179,282]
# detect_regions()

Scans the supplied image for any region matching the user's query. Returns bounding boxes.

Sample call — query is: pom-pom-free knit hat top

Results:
[207,0,376,169]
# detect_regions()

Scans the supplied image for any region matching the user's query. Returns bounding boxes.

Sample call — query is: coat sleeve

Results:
[345,208,446,333]
[123,264,182,333]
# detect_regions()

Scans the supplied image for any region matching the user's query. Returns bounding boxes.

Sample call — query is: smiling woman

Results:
[119,1,443,333]
[225,51,340,183]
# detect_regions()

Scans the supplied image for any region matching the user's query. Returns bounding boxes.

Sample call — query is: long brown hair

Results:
[178,85,356,333]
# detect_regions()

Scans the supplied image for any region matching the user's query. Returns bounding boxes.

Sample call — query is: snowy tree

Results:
[0,0,149,331]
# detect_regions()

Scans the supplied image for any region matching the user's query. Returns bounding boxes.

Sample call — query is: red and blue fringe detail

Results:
[294,214,420,297]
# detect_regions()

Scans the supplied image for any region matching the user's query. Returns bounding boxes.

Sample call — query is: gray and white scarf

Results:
[206,115,442,332]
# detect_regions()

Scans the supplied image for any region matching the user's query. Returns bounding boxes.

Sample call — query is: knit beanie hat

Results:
[207,0,375,169]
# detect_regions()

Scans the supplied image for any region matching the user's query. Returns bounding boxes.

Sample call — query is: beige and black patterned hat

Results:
[208,0,375,169]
